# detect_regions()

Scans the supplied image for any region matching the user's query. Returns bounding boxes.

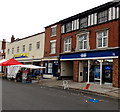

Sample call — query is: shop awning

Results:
[0,58,23,66]
[11,65,46,69]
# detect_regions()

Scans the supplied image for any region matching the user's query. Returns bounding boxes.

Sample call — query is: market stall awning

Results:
[0,58,23,66]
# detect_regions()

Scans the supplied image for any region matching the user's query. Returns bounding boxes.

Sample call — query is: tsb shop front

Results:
[60,48,118,87]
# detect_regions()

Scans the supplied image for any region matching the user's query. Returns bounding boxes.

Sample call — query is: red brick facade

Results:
[73,61,79,82]
[44,24,61,57]
[61,20,119,52]
[112,59,119,87]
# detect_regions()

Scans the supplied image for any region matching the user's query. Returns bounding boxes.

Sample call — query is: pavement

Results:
[32,78,120,99]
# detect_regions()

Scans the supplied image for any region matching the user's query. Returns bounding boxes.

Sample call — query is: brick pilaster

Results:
[112,58,118,87]
[73,61,79,82]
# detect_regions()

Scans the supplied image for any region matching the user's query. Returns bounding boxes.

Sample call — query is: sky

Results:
[0,0,111,42]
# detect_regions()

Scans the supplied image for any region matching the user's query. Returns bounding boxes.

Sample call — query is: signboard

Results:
[14,53,28,58]
[60,49,118,60]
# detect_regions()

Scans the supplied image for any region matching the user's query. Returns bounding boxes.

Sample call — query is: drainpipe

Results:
[118,2,120,88]
[58,23,62,79]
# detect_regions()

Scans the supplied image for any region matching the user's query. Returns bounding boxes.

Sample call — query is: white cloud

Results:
[0,0,111,42]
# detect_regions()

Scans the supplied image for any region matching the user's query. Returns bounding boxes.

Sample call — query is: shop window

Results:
[48,63,53,73]
[96,30,108,48]
[64,37,71,52]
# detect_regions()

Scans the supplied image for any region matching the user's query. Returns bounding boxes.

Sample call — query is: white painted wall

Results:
[61,61,73,76]
[6,32,45,61]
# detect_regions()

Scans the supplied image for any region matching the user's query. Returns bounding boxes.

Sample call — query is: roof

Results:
[12,31,45,43]
[60,1,120,23]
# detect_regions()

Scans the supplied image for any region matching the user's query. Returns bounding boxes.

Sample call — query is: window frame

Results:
[98,10,108,24]
[17,46,19,53]
[29,44,32,51]
[64,37,72,52]
[36,41,40,50]
[22,45,25,52]
[96,29,108,48]
[51,25,57,37]
[50,40,56,54]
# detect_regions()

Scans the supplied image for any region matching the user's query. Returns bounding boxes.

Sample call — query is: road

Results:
[1,79,119,111]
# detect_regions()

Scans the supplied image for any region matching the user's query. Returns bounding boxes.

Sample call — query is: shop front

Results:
[42,57,59,78]
[60,48,118,87]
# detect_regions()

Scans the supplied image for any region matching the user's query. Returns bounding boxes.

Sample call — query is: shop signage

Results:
[60,49,118,60]
[14,53,28,58]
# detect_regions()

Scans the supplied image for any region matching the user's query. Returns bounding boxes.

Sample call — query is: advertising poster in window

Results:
[94,66,100,80]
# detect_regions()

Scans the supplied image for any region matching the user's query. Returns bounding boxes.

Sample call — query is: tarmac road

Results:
[1,79,119,111]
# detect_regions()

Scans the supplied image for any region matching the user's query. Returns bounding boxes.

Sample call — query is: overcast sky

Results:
[0,0,111,42]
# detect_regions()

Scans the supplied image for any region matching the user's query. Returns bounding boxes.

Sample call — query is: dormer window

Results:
[66,22,72,33]
[98,10,108,24]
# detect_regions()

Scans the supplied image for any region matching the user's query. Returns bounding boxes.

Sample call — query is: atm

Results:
[103,65,112,83]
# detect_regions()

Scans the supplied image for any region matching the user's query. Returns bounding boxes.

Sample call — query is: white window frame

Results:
[66,22,72,32]
[48,62,53,74]
[76,32,90,51]
[98,10,108,24]
[17,46,19,53]
[96,30,108,48]
[116,7,119,19]
[61,25,65,33]
[50,40,56,54]
[51,25,57,37]
[12,48,14,54]
[80,17,88,28]
[29,44,32,51]
[23,45,25,52]
[36,41,40,49]
[64,37,71,52]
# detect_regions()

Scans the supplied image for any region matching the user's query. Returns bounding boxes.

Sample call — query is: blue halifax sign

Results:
[60,49,118,60]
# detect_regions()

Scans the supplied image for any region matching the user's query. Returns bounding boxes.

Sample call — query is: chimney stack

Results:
[11,35,15,43]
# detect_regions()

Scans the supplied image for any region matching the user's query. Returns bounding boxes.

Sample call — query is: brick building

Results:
[44,0,119,87]
[59,1,120,87]
[42,23,61,78]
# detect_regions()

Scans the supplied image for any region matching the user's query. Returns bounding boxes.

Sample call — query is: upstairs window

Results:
[72,19,79,30]
[29,44,32,51]
[80,17,88,28]
[36,42,40,49]
[96,30,108,48]
[64,37,71,52]
[98,10,108,24]
[23,45,25,52]
[50,40,56,54]
[7,49,10,54]
[61,25,65,34]
[66,22,72,32]
[78,34,87,50]
[51,25,57,37]
[12,48,14,54]
[17,47,19,53]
